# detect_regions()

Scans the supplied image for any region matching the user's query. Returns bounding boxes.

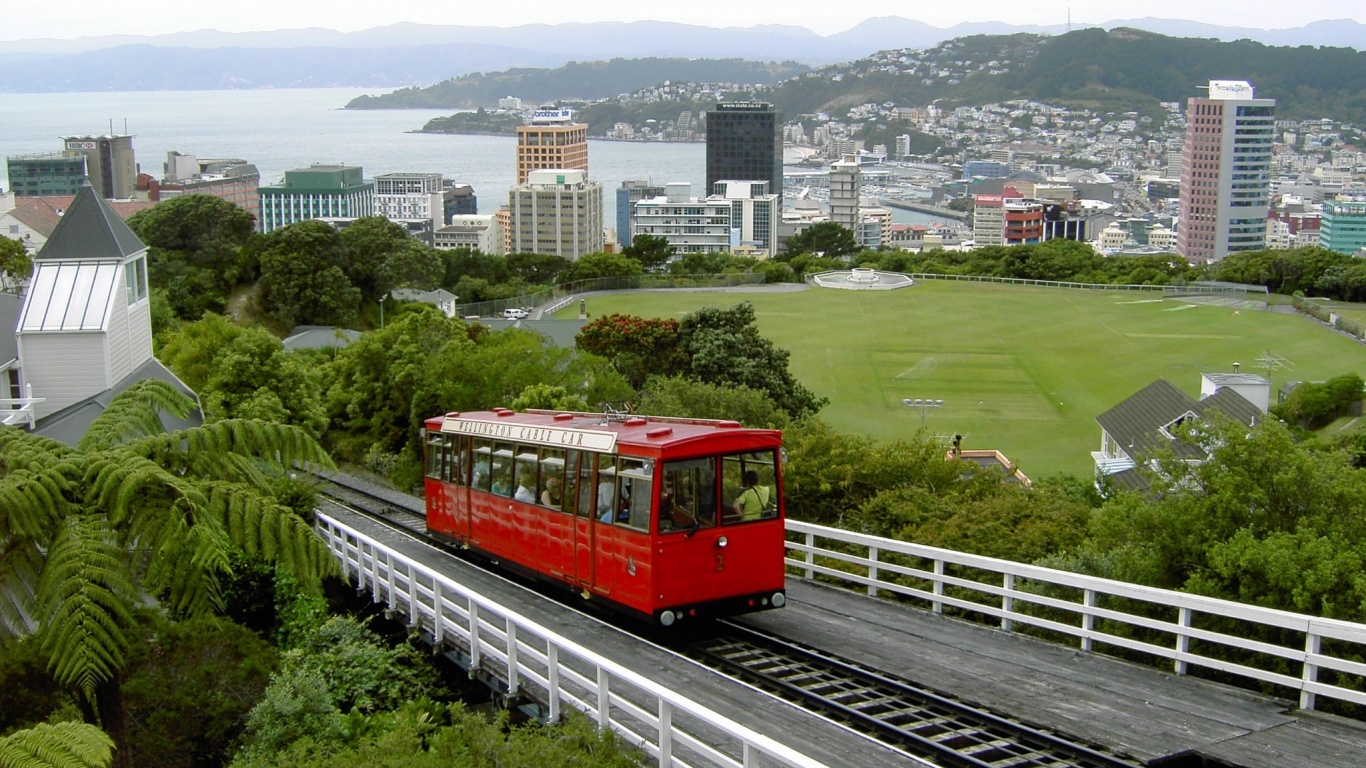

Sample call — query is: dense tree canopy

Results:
[677,303,827,420]
[160,314,328,438]
[782,221,860,259]
[125,195,259,321]
[0,235,32,284]
[622,234,675,271]
[256,221,362,328]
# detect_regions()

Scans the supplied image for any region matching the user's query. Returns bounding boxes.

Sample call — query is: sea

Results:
[0,87,942,226]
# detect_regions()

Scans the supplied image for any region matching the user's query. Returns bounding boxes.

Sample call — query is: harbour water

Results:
[1,87,946,226]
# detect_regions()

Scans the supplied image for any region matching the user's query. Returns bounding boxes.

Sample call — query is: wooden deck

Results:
[740,579,1366,767]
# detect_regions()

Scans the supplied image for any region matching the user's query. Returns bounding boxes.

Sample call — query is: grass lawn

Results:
[562,281,1366,478]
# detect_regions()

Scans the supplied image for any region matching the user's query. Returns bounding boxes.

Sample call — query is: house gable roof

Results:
[1097,378,1263,463]
[36,185,146,262]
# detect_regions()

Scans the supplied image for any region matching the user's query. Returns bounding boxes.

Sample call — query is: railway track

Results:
[308,471,1143,768]
[676,624,1144,768]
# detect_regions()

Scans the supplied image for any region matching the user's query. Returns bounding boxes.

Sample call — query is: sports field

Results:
[564,281,1366,478]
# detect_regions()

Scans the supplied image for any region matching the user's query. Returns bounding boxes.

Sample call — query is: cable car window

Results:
[659,457,717,533]
[444,434,462,485]
[490,443,514,496]
[616,458,653,532]
[595,461,619,523]
[538,448,565,511]
[562,450,584,517]
[513,449,539,503]
[721,450,779,525]
[426,431,443,479]
[577,452,600,520]
[471,439,493,492]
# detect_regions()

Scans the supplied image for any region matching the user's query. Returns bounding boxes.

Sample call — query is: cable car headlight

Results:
[659,610,677,627]
[771,592,786,608]
[717,536,728,548]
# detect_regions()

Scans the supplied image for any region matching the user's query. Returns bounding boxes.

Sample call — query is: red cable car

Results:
[423,409,788,626]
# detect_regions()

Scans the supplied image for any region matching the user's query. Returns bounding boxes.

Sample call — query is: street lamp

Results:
[379,294,387,329]
[903,398,944,429]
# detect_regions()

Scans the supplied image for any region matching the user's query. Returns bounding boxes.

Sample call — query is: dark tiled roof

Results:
[473,318,587,349]
[282,326,362,351]
[1199,388,1264,429]
[1097,378,1263,464]
[1096,379,1205,461]
[36,185,146,261]
[9,195,154,239]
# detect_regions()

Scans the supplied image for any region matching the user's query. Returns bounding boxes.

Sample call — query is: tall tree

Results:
[622,234,675,271]
[782,221,859,259]
[0,236,32,285]
[677,302,827,419]
[256,221,361,328]
[575,313,686,390]
[0,380,336,767]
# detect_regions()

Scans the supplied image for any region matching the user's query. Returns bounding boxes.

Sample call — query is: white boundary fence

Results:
[316,512,832,768]
[786,520,1366,711]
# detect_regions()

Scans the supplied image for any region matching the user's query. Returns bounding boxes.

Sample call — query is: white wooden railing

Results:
[316,512,830,768]
[786,520,1366,711]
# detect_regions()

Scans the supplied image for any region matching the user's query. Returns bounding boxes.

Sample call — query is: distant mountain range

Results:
[1,17,1364,93]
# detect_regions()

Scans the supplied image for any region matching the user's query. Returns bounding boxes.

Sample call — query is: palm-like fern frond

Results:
[202,482,339,588]
[78,379,197,453]
[36,516,136,699]
[0,721,114,768]
[135,419,334,479]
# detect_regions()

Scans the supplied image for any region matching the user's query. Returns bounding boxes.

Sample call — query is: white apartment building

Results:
[434,214,504,254]
[712,180,779,257]
[632,183,732,255]
[375,173,445,230]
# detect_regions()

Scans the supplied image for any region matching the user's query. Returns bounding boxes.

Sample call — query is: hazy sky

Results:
[7,2,1363,41]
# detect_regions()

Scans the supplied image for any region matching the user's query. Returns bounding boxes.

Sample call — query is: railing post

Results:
[597,667,610,729]
[932,559,945,614]
[546,644,560,724]
[804,532,815,580]
[1176,607,1192,675]
[658,700,673,767]
[506,621,519,697]
[1081,589,1096,652]
[469,602,481,676]
[1002,573,1015,631]
[432,583,444,645]
[1301,631,1321,711]
[867,546,879,597]
[407,563,418,627]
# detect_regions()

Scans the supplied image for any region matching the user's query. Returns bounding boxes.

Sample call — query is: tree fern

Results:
[36,516,136,699]
[7,379,340,754]
[0,721,114,768]
[78,379,197,453]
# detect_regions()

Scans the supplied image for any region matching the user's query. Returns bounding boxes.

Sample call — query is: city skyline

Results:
[6,3,1363,43]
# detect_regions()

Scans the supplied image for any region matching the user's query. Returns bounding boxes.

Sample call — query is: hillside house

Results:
[1092,374,1267,492]
[2,184,198,443]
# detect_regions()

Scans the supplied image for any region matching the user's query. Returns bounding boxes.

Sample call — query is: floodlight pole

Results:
[903,397,944,429]
[379,294,387,329]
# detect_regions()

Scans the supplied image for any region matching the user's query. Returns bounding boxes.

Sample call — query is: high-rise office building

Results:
[828,155,860,231]
[706,102,782,204]
[515,108,588,185]
[616,179,666,244]
[1176,80,1275,262]
[61,135,137,199]
[507,170,603,259]
[257,164,374,233]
